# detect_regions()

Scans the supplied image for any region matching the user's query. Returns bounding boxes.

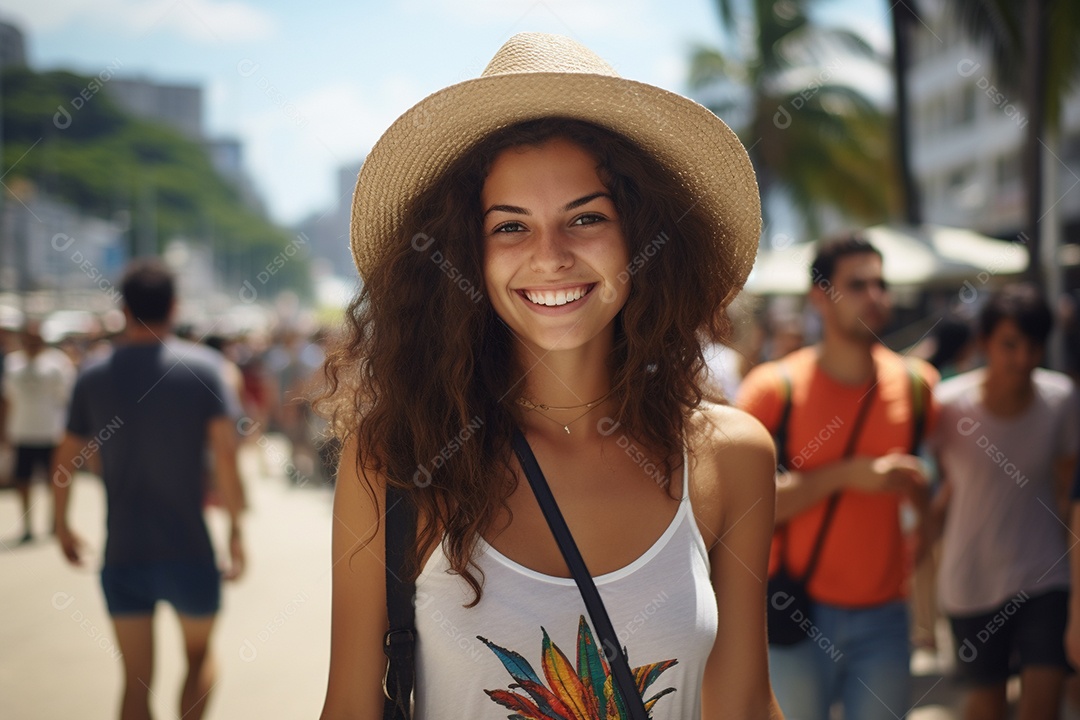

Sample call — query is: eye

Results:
[492,221,526,234]
[571,213,606,227]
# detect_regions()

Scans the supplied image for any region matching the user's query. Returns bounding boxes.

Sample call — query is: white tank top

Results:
[414,450,717,719]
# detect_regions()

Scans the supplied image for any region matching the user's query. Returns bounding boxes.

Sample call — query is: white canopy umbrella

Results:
[745,224,1028,295]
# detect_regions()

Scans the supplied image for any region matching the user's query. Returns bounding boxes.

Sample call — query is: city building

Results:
[294,160,363,274]
[0,20,27,68]
[106,77,203,140]
[908,1,1080,245]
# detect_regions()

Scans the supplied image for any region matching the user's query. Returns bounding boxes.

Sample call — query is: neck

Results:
[513,339,616,443]
[981,371,1034,416]
[123,323,170,345]
[816,330,876,385]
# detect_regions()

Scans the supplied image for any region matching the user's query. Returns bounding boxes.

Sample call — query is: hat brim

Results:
[351,72,761,299]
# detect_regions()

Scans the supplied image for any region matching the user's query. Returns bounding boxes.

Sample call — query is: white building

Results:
[908,1,1080,242]
[107,78,203,140]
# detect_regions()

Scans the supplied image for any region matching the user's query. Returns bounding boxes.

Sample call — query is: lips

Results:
[518,284,595,307]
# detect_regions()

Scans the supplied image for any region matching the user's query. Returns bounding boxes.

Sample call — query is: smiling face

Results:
[481,138,630,357]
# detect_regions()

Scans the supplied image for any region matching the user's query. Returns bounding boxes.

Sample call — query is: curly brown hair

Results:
[319,117,738,605]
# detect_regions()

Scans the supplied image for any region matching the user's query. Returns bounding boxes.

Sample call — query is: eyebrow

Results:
[483,191,612,217]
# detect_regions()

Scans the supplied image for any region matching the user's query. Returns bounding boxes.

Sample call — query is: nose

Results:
[528,226,573,273]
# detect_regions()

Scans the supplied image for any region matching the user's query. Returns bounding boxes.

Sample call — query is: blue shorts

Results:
[101,560,221,617]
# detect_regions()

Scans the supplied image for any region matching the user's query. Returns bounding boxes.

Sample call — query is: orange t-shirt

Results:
[736,345,939,607]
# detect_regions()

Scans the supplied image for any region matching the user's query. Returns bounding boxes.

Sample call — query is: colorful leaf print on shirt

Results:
[478,615,677,719]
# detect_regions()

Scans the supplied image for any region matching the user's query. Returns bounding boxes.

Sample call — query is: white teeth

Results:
[523,285,589,306]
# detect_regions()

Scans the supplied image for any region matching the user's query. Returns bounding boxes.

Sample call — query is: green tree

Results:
[689,0,897,240]
[1,67,310,298]
[945,0,1080,285]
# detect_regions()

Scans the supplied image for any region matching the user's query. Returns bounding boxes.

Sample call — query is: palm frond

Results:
[479,618,678,720]
[688,45,747,89]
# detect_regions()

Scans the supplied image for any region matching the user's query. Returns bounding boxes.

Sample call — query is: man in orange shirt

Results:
[737,233,938,720]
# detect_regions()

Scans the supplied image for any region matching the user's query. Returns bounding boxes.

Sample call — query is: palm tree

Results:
[689,0,897,241]
[946,0,1080,285]
[890,1,921,225]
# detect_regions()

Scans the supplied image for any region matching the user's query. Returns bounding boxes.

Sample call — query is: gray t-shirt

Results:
[931,368,1079,615]
[67,338,227,566]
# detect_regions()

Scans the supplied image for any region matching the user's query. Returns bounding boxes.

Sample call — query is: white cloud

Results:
[422,0,656,43]
[236,78,417,224]
[1,0,89,31]
[3,0,276,42]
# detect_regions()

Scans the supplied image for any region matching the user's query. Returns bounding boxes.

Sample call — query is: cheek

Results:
[481,245,508,289]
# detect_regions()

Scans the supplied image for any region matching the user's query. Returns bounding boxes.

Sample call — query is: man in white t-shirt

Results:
[1,320,75,542]
[929,284,1078,720]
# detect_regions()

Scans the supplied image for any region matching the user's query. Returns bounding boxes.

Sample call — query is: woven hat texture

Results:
[350,32,761,299]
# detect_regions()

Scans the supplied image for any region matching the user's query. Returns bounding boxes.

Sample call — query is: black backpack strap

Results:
[773,364,794,568]
[773,363,793,473]
[907,363,928,454]
[383,483,416,720]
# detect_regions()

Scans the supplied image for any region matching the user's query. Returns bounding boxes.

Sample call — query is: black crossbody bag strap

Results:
[785,372,878,584]
[382,483,416,720]
[510,427,649,720]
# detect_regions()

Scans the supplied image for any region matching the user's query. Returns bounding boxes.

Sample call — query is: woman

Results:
[319,33,781,719]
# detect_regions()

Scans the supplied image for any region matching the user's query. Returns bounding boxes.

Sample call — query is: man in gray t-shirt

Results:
[53,259,246,720]
[929,284,1078,719]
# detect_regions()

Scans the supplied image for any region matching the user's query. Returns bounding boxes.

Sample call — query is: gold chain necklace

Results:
[515,389,613,434]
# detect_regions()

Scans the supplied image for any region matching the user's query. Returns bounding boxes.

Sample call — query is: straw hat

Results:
[350,32,760,300]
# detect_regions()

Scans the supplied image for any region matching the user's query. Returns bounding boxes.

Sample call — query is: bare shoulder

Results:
[689,402,777,486]
[687,402,777,545]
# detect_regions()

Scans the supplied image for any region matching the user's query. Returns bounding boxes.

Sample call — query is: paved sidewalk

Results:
[0,442,334,719]
[2,439,1079,719]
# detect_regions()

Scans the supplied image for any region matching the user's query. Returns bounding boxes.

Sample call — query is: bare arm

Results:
[775,453,928,524]
[700,409,783,719]
[52,432,88,564]
[320,435,391,720]
[1067,503,1080,667]
[1055,454,1076,521]
[208,415,247,579]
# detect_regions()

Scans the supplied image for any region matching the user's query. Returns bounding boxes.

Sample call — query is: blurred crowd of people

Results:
[0,298,339,537]
[704,234,1080,720]
[6,238,1080,719]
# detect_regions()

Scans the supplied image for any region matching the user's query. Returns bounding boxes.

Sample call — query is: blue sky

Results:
[4,0,890,227]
